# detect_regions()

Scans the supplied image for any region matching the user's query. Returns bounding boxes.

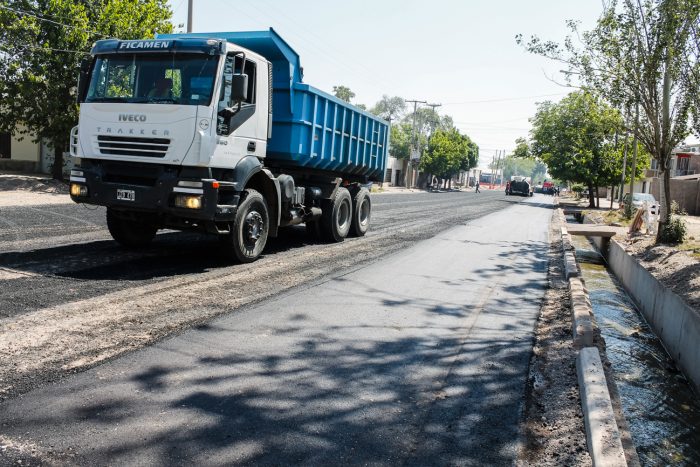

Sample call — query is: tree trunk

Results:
[595,186,600,208]
[610,186,614,209]
[656,167,672,242]
[587,183,595,208]
[51,142,65,181]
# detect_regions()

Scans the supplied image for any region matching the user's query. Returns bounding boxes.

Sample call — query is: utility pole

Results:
[187,0,193,33]
[426,103,441,188]
[405,99,426,188]
[425,103,442,137]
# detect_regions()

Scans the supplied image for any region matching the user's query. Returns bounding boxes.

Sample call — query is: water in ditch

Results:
[570,233,700,466]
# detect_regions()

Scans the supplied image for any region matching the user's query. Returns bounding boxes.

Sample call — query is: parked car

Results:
[621,192,659,214]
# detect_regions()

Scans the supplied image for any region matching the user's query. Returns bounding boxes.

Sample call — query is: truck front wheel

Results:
[320,187,352,242]
[350,188,371,237]
[222,189,269,263]
[106,209,157,248]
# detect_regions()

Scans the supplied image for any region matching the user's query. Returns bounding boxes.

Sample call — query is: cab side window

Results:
[217,55,257,135]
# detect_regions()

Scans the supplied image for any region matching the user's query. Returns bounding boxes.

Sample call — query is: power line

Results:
[0,4,105,38]
[442,93,567,105]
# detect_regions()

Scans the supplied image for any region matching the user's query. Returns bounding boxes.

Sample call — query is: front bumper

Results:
[69,160,239,224]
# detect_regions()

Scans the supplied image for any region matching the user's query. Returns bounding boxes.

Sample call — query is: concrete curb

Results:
[570,277,595,348]
[577,348,627,467]
[564,250,579,278]
[561,226,575,252]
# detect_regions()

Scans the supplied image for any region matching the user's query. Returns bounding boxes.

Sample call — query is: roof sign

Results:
[119,41,171,50]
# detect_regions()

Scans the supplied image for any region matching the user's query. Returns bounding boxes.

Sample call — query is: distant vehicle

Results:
[507,176,533,197]
[621,193,659,214]
[542,181,555,195]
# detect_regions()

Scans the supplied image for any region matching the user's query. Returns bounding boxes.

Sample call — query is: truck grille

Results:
[97,135,170,158]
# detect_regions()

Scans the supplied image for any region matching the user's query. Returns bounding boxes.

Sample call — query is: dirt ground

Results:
[0,173,69,207]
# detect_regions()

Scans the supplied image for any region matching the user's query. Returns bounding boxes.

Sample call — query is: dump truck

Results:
[68,29,389,262]
[507,176,533,197]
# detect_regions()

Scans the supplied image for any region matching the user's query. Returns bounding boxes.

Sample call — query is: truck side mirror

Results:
[231,74,248,103]
[77,58,92,103]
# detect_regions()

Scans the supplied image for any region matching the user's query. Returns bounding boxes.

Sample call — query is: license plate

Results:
[116,189,135,201]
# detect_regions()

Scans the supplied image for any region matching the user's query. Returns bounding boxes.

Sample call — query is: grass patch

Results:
[678,237,700,259]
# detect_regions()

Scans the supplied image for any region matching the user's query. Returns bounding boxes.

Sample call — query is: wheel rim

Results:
[359,198,370,227]
[243,210,264,250]
[338,199,351,231]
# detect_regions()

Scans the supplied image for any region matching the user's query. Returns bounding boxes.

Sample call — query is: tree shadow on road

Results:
[0,236,551,466]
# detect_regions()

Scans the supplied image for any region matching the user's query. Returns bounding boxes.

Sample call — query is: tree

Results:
[369,95,405,122]
[530,92,631,207]
[0,0,173,179]
[420,128,477,188]
[518,0,700,241]
[332,85,355,103]
[512,137,531,159]
[388,122,413,160]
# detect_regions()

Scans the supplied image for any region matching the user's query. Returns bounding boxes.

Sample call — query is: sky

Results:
[168,0,605,168]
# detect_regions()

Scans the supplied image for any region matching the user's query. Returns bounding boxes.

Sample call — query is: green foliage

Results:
[389,122,414,160]
[0,0,173,178]
[518,0,699,236]
[571,183,585,197]
[369,95,405,122]
[529,91,647,206]
[332,85,355,103]
[512,137,531,159]
[420,128,478,179]
[658,201,688,244]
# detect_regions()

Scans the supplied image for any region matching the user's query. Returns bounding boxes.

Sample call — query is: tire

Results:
[320,187,352,242]
[350,188,371,237]
[221,189,269,263]
[106,209,157,248]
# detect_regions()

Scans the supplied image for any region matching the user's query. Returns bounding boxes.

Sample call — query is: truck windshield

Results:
[85,53,219,106]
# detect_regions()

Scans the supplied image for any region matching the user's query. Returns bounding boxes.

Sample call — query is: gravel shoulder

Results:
[517,206,592,466]
[0,173,70,207]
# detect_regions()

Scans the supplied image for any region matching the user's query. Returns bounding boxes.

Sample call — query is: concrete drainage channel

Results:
[560,207,700,466]
[557,208,633,466]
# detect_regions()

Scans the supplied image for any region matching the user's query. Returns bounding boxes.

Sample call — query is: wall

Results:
[11,130,40,163]
[0,125,40,172]
[650,177,700,215]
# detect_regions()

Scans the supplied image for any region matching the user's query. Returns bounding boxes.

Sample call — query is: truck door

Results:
[212,54,265,167]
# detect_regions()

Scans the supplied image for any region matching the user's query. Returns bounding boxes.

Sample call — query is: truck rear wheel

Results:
[320,187,352,242]
[350,188,371,237]
[222,189,269,263]
[106,209,157,248]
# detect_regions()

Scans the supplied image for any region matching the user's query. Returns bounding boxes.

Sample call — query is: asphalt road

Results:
[0,192,553,465]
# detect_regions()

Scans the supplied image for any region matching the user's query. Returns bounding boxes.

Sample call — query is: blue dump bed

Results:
[158,29,389,182]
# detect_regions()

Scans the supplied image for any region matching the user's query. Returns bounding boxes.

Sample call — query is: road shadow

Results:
[0,226,318,281]
[0,234,550,465]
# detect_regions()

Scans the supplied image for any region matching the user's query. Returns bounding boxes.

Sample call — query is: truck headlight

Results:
[70,183,88,197]
[174,194,203,209]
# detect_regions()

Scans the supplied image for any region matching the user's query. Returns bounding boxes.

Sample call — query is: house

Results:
[0,126,68,175]
[0,126,40,172]
[646,143,700,215]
